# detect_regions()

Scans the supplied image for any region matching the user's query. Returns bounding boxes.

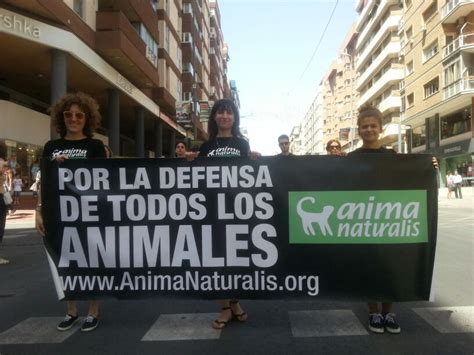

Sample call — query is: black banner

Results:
[41,155,438,301]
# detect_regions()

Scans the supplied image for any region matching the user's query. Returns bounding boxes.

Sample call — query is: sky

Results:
[219,0,358,154]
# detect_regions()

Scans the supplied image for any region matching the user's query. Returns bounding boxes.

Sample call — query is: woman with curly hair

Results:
[36,92,105,332]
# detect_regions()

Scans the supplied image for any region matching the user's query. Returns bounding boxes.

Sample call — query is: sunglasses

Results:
[329,145,341,149]
[63,111,86,120]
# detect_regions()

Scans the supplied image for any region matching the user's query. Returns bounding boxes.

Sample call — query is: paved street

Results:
[0,188,472,355]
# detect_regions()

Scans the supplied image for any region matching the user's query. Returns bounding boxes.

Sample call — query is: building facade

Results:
[301,88,324,154]
[0,0,232,184]
[400,0,473,184]
[355,0,405,151]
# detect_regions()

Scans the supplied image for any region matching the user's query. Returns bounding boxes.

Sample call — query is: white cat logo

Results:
[296,197,334,237]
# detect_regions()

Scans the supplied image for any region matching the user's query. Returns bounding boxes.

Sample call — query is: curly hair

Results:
[207,99,242,141]
[357,103,382,128]
[48,92,101,138]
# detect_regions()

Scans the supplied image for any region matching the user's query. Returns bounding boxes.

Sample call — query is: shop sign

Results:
[0,12,41,38]
[439,139,471,157]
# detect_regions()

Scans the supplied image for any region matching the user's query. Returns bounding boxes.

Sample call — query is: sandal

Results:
[230,300,248,322]
[212,306,232,329]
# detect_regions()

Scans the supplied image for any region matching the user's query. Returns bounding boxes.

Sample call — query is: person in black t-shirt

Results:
[348,104,400,335]
[36,92,105,333]
[191,99,260,329]
[349,104,437,334]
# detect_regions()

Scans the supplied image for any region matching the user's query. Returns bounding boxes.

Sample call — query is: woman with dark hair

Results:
[175,140,187,158]
[190,99,259,329]
[0,141,10,265]
[36,92,105,332]
[326,139,343,156]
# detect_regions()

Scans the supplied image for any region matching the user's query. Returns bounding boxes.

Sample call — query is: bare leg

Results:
[66,300,78,316]
[212,299,232,329]
[87,300,100,317]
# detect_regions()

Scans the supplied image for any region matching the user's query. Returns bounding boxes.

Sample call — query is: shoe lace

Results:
[84,315,95,323]
[371,313,383,324]
[384,313,396,323]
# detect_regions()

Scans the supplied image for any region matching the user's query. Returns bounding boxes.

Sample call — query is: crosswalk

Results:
[0,306,472,344]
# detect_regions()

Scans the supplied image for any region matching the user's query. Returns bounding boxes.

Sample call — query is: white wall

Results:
[0,100,50,146]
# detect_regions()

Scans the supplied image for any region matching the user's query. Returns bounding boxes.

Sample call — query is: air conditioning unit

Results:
[421,24,427,32]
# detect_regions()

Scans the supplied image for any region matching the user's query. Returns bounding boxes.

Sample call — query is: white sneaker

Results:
[0,257,10,265]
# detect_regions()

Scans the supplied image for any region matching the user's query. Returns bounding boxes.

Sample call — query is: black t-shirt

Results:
[42,138,106,160]
[199,137,250,157]
[349,146,397,155]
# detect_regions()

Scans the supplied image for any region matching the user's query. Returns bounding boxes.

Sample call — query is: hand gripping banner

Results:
[40,155,438,301]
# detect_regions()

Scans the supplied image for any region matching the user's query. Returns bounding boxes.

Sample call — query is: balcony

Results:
[441,0,474,23]
[378,93,401,114]
[358,65,404,106]
[443,78,474,99]
[356,15,401,69]
[356,41,400,90]
[443,32,474,59]
[356,0,400,51]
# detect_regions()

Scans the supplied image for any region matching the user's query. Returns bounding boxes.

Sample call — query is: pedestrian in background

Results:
[326,139,345,156]
[0,142,10,265]
[36,92,106,333]
[453,170,463,199]
[277,134,293,156]
[175,140,187,158]
[12,173,22,207]
[446,171,454,199]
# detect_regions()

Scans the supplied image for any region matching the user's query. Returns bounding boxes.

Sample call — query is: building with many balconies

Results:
[0,0,192,183]
[355,0,405,150]
[400,0,473,183]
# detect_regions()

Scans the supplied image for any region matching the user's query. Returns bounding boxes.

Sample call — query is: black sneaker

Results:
[368,313,384,334]
[384,313,401,334]
[57,314,79,331]
[81,315,99,332]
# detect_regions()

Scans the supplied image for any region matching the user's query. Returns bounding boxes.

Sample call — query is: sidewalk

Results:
[5,193,37,230]
[437,186,474,209]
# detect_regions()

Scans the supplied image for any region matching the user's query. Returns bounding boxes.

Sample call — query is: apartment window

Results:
[424,77,439,98]
[444,61,460,86]
[73,0,84,18]
[177,81,182,102]
[412,125,426,148]
[182,32,192,43]
[165,27,170,53]
[150,0,158,11]
[422,1,437,24]
[163,66,169,90]
[406,60,414,75]
[406,27,413,41]
[183,91,192,101]
[132,23,158,67]
[441,108,472,139]
[405,0,412,8]
[183,3,192,14]
[182,62,194,75]
[407,93,414,107]
[423,40,438,62]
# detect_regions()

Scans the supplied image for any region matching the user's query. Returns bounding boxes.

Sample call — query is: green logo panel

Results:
[289,190,428,244]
